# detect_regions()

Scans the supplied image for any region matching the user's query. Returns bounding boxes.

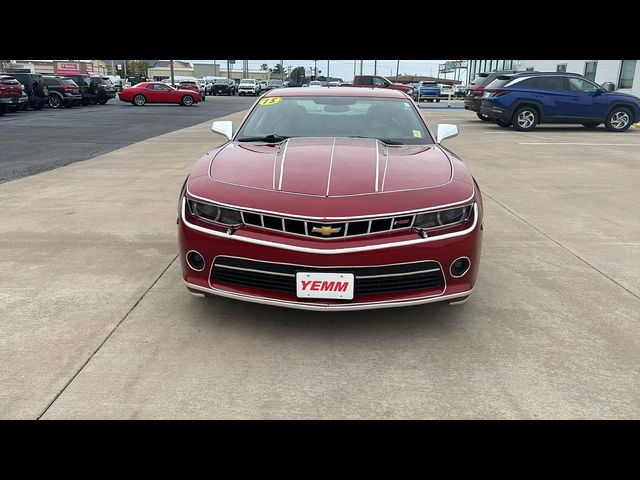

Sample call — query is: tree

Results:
[270,64,283,75]
[260,63,269,71]
[125,60,150,78]
[290,66,306,85]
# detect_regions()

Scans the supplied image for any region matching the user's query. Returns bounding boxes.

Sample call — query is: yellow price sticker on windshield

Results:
[259,97,282,106]
[413,130,423,138]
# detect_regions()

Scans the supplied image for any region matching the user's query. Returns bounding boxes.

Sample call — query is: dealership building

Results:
[467,60,639,96]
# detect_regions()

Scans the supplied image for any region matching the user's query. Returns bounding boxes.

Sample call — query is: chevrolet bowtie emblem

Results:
[312,225,342,236]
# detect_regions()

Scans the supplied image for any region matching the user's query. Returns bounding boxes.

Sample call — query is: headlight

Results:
[187,199,242,226]
[414,205,472,229]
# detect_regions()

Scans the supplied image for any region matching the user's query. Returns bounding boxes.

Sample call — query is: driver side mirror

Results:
[436,124,459,144]
[602,81,616,92]
[212,120,233,141]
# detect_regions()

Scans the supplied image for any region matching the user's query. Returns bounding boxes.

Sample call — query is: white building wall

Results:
[519,60,640,97]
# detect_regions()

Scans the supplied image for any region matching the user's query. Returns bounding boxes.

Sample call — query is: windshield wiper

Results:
[237,134,290,143]
[348,135,403,145]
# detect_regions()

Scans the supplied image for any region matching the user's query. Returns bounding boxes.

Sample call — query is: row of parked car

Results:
[0,72,118,115]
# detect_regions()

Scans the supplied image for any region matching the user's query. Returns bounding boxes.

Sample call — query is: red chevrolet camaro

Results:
[178,87,483,310]
[118,81,200,106]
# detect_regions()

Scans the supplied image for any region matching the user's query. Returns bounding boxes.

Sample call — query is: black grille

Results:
[211,257,444,298]
[239,211,417,240]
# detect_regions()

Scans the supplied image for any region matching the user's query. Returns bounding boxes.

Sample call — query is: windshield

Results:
[241,79,255,84]
[470,74,490,86]
[236,96,433,145]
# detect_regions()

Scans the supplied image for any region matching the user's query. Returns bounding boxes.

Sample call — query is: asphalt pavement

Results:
[0,94,255,184]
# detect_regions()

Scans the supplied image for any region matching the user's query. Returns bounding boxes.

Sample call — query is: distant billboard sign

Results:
[56,62,80,74]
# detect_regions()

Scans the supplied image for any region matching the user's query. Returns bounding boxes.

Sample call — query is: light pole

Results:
[360,60,363,75]
[374,60,377,75]
[313,59,317,81]
[327,60,330,82]
[396,60,400,79]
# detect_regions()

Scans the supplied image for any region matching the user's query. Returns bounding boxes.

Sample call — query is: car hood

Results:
[610,91,640,101]
[187,137,475,218]
[207,137,452,196]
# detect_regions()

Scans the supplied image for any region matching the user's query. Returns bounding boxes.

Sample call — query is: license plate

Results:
[296,272,354,300]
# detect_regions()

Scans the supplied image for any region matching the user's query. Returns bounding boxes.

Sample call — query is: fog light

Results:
[186,250,205,271]
[450,257,470,277]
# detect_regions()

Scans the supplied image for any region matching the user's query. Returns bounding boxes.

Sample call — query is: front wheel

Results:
[181,95,194,106]
[512,106,539,131]
[604,108,632,132]
[436,99,441,103]
[476,112,491,121]
[496,119,511,128]
[99,99,108,105]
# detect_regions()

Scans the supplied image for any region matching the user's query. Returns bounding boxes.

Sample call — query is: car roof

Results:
[264,87,408,98]
[510,71,584,78]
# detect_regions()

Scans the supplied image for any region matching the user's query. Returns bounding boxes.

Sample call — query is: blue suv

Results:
[480,72,640,132]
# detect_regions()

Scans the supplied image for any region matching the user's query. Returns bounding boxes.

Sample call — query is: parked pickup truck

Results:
[351,75,413,94]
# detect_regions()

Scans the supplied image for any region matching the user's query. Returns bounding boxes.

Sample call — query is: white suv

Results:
[238,78,259,96]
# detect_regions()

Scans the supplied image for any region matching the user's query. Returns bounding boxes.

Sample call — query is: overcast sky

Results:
[183,60,461,81]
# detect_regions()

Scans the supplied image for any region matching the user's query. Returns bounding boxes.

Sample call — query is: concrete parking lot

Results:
[1,99,639,419]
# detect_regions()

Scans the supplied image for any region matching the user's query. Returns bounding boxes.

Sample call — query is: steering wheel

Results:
[353,121,401,138]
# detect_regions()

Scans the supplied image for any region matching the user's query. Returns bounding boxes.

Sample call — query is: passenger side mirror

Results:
[212,120,233,141]
[436,124,459,144]
[602,81,616,92]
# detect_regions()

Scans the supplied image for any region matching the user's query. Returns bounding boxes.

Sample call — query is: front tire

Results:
[99,99,108,105]
[476,112,491,121]
[181,95,194,106]
[604,107,632,132]
[133,94,146,106]
[512,106,539,131]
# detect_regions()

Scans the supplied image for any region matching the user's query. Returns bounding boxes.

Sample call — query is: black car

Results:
[43,76,82,108]
[90,77,116,104]
[9,72,49,110]
[61,74,97,106]
[465,70,521,120]
[211,78,237,96]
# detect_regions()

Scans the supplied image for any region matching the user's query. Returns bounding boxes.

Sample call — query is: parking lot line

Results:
[519,142,640,146]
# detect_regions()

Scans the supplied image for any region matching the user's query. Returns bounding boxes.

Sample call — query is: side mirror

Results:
[212,120,233,141]
[436,124,459,144]
[602,81,616,92]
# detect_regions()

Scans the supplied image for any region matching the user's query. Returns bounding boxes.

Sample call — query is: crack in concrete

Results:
[36,254,179,419]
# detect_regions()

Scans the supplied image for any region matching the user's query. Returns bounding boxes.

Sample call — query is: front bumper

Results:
[178,199,483,311]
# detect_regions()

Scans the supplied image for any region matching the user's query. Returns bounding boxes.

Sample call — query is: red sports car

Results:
[118,81,200,106]
[178,87,483,310]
